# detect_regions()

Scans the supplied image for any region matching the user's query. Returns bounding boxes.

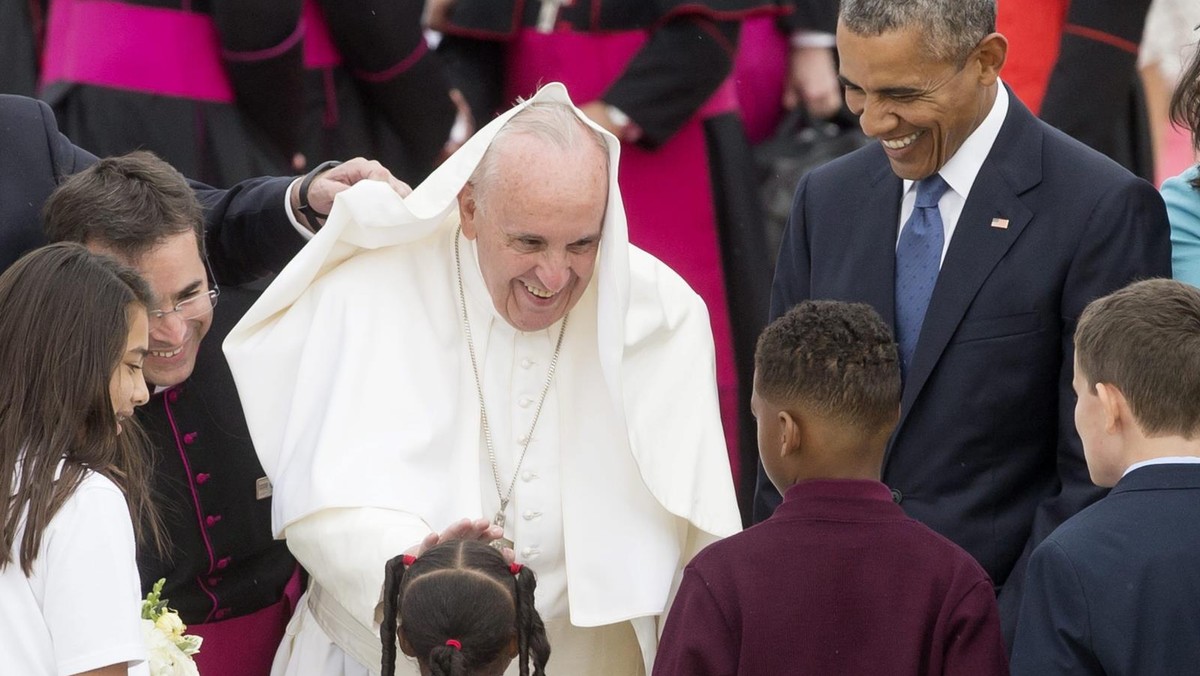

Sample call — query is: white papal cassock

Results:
[224,84,741,676]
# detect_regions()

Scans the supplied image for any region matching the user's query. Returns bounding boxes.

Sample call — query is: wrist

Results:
[296,160,343,229]
[604,104,643,145]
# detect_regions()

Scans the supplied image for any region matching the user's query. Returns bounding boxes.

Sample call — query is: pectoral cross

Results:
[491,509,515,551]
[536,0,572,33]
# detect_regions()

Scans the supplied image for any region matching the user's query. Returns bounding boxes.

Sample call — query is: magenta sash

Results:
[188,566,304,676]
[41,0,235,102]
[505,29,742,473]
[302,0,342,69]
[733,15,789,144]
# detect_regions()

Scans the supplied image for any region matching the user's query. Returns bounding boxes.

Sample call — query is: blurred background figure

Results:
[998,0,1155,181]
[0,0,41,97]
[297,0,457,183]
[40,0,306,186]
[1163,30,1200,285]
[32,0,455,187]
[431,0,782,515]
[733,0,840,145]
[1139,0,1200,184]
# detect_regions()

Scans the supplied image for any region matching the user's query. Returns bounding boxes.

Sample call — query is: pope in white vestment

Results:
[224,84,741,676]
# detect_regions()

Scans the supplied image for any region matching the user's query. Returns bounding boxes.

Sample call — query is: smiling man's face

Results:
[837,23,1004,180]
[459,132,608,332]
[91,232,214,387]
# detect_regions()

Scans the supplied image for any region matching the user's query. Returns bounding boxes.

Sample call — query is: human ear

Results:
[507,632,519,658]
[399,632,417,658]
[974,33,1008,85]
[1094,383,1124,435]
[779,410,802,458]
[458,184,479,240]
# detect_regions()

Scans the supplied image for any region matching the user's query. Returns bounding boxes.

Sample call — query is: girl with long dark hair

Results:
[0,242,163,675]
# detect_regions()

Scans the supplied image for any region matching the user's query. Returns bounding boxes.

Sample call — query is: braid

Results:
[514,567,551,676]
[428,644,469,676]
[379,554,411,676]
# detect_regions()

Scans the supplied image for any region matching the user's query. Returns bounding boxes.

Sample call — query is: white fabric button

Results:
[518,434,530,445]
[521,471,537,482]
[519,397,533,408]
[522,510,541,521]
[520,358,534,369]
[521,547,534,557]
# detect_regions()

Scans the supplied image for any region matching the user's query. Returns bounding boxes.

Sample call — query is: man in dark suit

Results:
[1011,279,1200,674]
[0,93,406,277]
[754,0,1171,641]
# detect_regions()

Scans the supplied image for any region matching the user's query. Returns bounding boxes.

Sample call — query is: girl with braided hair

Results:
[380,540,551,676]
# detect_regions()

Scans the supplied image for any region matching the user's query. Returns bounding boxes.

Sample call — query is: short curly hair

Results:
[755,300,900,434]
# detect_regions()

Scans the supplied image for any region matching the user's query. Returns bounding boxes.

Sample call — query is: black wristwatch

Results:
[296,160,343,225]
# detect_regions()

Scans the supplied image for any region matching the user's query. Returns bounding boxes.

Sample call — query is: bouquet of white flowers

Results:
[141,579,203,676]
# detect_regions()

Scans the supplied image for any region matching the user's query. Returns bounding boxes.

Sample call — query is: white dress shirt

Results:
[897,82,1010,264]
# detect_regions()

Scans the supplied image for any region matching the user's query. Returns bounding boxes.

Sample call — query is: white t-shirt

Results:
[0,469,148,675]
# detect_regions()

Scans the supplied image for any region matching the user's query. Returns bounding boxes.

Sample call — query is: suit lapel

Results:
[894,95,1044,433]
[851,161,904,327]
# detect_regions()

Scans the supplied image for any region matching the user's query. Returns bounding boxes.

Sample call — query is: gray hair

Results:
[839,0,996,64]
[466,100,610,210]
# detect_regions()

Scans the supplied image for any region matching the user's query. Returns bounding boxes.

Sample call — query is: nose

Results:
[150,312,187,346]
[857,97,897,139]
[132,374,150,407]
[535,251,571,293]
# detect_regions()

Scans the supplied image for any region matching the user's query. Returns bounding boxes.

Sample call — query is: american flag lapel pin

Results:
[990,217,1009,230]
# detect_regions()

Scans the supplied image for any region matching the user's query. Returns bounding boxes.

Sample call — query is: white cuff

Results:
[284,176,316,240]
[790,30,836,49]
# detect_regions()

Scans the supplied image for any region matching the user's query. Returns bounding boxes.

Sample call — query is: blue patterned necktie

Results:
[895,174,950,379]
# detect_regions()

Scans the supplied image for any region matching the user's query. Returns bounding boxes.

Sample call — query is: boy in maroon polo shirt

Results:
[654,300,1009,675]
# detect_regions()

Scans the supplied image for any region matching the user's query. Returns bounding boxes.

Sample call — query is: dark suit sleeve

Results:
[40,97,97,177]
[752,174,814,522]
[0,95,96,271]
[1009,540,1104,675]
[192,176,307,286]
[653,567,738,676]
[944,579,1010,676]
[997,177,1172,638]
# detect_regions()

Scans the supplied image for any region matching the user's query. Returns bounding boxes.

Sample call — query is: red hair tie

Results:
[509,562,523,576]
[445,639,462,651]
[402,554,417,566]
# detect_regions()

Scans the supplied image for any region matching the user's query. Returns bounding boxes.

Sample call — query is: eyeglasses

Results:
[148,287,220,323]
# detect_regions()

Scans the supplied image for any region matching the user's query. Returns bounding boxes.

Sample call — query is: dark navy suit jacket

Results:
[0,94,304,280]
[1011,463,1200,674]
[755,90,1172,638]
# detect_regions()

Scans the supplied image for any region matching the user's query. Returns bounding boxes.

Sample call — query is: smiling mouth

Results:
[881,130,924,150]
[522,281,556,299]
[150,346,184,359]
